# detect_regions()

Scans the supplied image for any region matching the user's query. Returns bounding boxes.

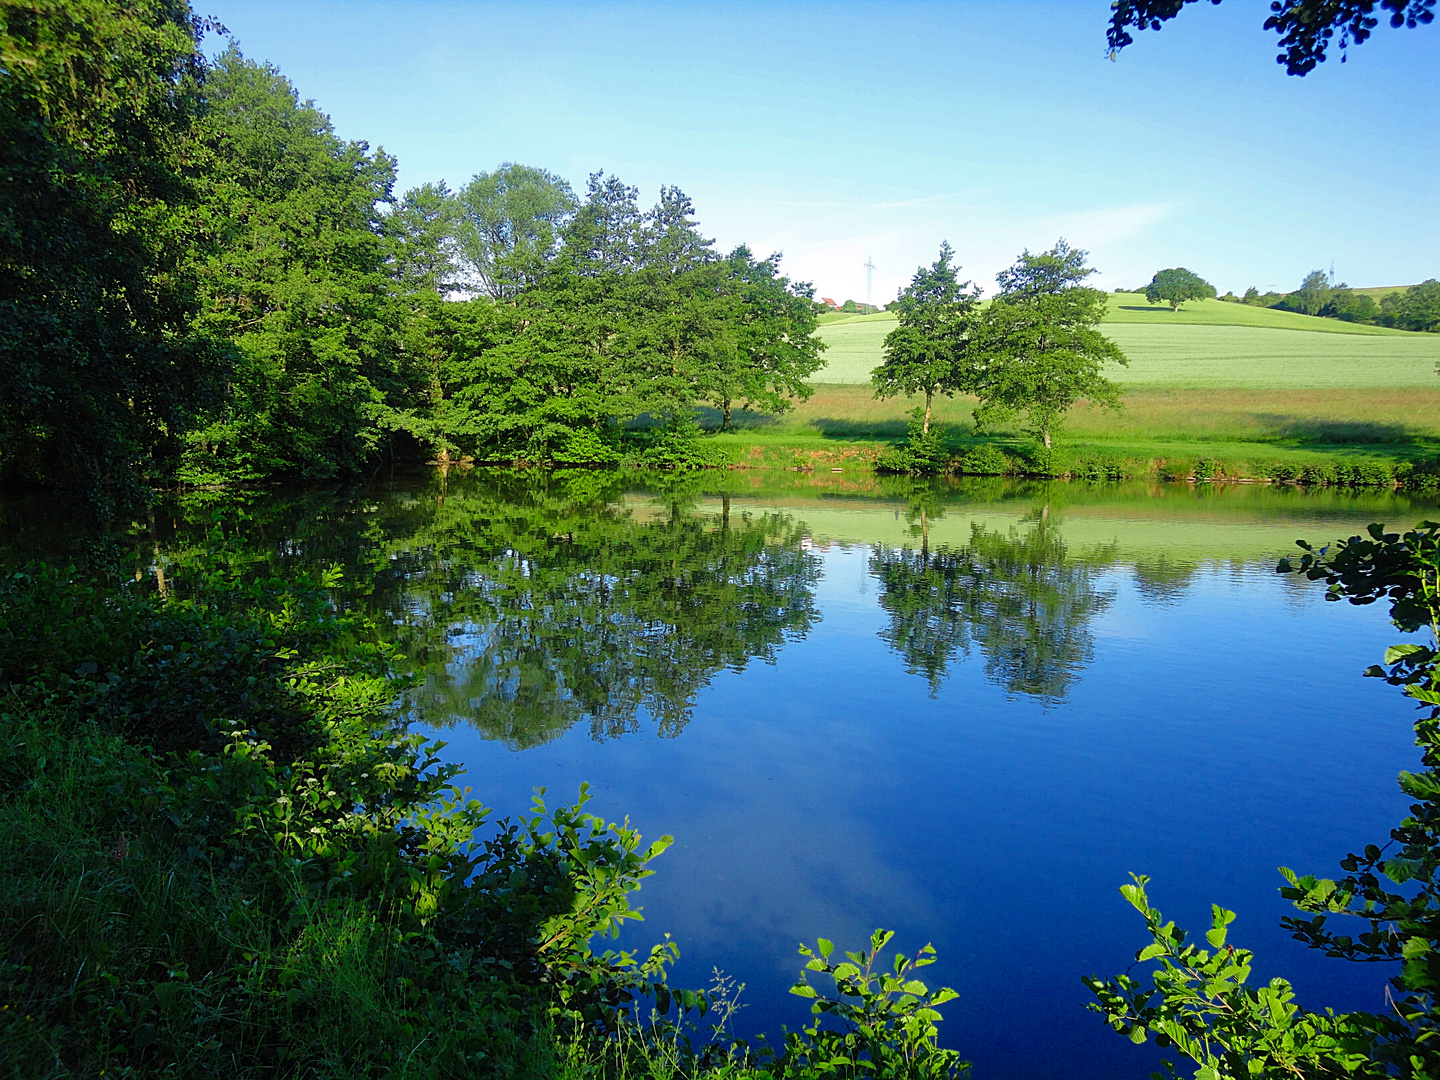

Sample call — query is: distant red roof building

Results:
[821,297,839,309]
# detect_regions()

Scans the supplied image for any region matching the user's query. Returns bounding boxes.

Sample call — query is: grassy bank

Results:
[705,385,1440,483]
[722,297,1440,481]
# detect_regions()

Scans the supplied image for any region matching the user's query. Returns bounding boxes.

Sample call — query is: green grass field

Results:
[812,294,1440,387]
[723,294,1440,477]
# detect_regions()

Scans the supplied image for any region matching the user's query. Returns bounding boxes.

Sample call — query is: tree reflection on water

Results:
[869,499,1117,703]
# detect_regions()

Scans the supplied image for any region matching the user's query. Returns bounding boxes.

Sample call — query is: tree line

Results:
[1225,271,1440,332]
[0,3,824,505]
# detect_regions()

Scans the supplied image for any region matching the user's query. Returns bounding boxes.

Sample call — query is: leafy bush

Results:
[1268,461,1301,483]
[1068,458,1130,482]
[1018,445,1060,477]
[1300,461,1338,486]
[632,418,738,469]
[955,445,1012,476]
[552,425,623,465]
[774,930,969,1079]
[1351,460,1395,487]
[875,409,949,476]
[1398,461,1440,492]
[1192,458,1221,482]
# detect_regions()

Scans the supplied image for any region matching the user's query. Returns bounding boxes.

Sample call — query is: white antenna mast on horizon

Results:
[864,255,876,309]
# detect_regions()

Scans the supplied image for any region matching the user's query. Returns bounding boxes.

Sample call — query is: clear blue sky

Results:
[203,1,1437,302]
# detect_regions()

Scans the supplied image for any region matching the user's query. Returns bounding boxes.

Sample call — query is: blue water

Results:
[427,544,1417,1079]
[10,472,1424,1078]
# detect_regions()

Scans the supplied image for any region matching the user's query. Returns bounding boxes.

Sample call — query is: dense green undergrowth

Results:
[0,546,967,1079]
[865,418,1440,489]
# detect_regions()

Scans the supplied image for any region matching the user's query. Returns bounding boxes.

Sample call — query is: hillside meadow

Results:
[729,295,1440,475]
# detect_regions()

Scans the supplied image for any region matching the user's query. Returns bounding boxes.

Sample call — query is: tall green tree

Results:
[455,163,576,300]
[1144,267,1215,310]
[706,246,825,431]
[993,237,1095,299]
[871,242,981,437]
[972,241,1128,451]
[180,48,405,483]
[1277,268,1335,316]
[390,181,461,295]
[0,0,221,503]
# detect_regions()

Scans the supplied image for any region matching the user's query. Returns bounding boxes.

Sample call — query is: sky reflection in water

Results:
[390,477,1426,1080]
[7,472,1429,1079]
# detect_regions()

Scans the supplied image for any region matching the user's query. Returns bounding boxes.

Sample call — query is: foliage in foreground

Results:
[1090,521,1440,1078]
[0,550,965,1078]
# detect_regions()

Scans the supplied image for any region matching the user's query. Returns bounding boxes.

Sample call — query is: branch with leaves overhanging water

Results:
[1089,522,1440,1079]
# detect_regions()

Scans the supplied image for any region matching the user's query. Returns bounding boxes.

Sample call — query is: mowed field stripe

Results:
[813,321,1440,388]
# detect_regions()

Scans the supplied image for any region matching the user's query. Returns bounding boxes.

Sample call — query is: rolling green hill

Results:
[811,294,1440,387]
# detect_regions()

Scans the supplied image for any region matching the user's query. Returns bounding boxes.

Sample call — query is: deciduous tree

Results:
[1382,279,1440,332]
[0,0,222,503]
[181,48,404,483]
[972,242,1128,451]
[456,163,576,300]
[871,242,981,437]
[1144,267,1215,310]
[706,247,825,431]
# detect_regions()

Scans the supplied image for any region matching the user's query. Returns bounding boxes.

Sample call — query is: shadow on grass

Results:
[805,417,910,440]
[692,406,782,431]
[1250,415,1435,449]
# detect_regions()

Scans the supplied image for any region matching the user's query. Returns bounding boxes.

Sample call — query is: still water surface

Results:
[7,470,1434,1078]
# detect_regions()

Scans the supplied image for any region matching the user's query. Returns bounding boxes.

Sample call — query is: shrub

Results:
[875,409,949,475]
[1018,446,1060,477]
[553,426,623,465]
[1192,458,1221,482]
[1268,462,1301,483]
[955,445,1012,476]
[1300,462,1338,486]
[1069,458,1129,481]
[632,418,737,469]
[1352,460,1395,487]
[1400,463,1440,493]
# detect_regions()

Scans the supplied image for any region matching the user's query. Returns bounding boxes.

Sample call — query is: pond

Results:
[6,469,1434,1079]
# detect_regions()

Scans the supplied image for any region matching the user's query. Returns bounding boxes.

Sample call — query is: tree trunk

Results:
[722,400,732,432]
[923,390,933,437]
[920,508,929,558]
[1042,427,1051,450]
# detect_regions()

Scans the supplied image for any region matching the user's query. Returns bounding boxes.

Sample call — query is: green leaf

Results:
[1137,943,1167,962]
[1385,643,1430,664]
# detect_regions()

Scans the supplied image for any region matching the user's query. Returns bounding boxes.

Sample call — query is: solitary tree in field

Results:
[972,242,1128,451]
[1144,267,1215,310]
[871,242,981,437]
